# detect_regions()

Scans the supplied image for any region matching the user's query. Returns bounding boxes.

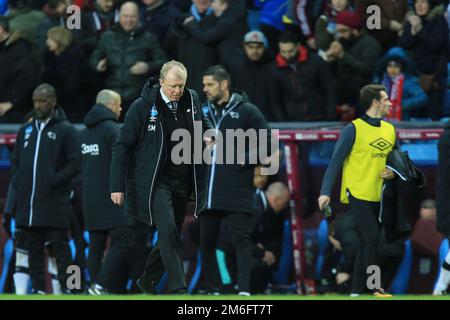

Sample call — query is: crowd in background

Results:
[0,0,450,124]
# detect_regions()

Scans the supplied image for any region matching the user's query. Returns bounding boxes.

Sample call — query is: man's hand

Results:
[111,192,124,206]
[336,272,350,285]
[130,62,149,75]
[390,20,403,32]
[262,250,276,266]
[318,195,331,211]
[183,16,195,25]
[380,168,395,180]
[0,102,13,116]
[307,38,317,50]
[327,41,344,59]
[408,15,422,35]
[96,58,107,72]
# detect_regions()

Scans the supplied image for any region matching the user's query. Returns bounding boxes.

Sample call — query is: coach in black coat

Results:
[10,83,78,293]
[80,101,128,231]
[437,120,450,236]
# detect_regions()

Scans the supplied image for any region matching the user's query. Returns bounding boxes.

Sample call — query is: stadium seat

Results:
[400,141,438,166]
[315,219,329,280]
[390,240,413,294]
[272,220,293,285]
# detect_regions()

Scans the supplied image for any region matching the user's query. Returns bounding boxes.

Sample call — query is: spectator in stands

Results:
[224,31,275,121]
[0,17,37,123]
[41,26,82,122]
[398,0,449,120]
[373,47,428,121]
[356,0,408,52]
[7,0,47,61]
[315,0,354,52]
[165,0,218,95]
[80,90,135,295]
[10,83,79,294]
[326,10,382,116]
[269,31,336,121]
[254,0,287,58]
[90,1,166,113]
[37,0,71,51]
[183,0,248,68]
[282,0,317,49]
[140,0,181,45]
[436,120,450,294]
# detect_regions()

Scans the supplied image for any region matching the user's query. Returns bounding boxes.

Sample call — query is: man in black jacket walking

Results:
[200,65,272,295]
[10,83,79,294]
[110,60,212,294]
[80,89,136,295]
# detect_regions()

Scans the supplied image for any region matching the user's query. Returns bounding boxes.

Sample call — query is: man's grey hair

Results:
[96,89,120,106]
[160,60,188,81]
[120,1,139,14]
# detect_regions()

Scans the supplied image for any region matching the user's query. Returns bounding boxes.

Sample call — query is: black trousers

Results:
[200,211,254,293]
[140,175,190,292]
[26,227,72,292]
[87,225,134,292]
[349,194,381,294]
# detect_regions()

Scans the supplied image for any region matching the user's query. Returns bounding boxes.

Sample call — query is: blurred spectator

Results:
[37,0,70,52]
[325,10,382,116]
[254,0,287,57]
[0,17,37,123]
[420,199,437,221]
[282,0,317,49]
[165,0,218,95]
[269,31,336,121]
[7,0,47,60]
[90,1,166,113]
[41,26,82,122]
[373,47,428,121]
[356,0,409,52]
[224,31,275,121]
[315,0,354,51]
[140,0,181,45]
[398,0,449,120]
[183,0,248,68]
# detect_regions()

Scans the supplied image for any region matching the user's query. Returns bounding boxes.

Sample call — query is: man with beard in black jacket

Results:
[200,65,272,296]
[110,61,212,294]
[10,83,79,294]
[224,31,275,121]
[80,89,135,295]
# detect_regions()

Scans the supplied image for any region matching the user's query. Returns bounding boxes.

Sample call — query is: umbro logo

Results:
[369,138,392,151]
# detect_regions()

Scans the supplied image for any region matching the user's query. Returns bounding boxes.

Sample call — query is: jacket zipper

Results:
[189,92,199,218]
[148,121,164,226]
[29,122,46,226]
[206,95,239,209]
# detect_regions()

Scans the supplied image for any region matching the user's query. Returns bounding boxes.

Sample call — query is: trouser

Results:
[128,220,153,294]
[87,225,134,292]
[200,211,254,293]
[348,194,381,294]
[140,175,190,292]
[26,227,72,292]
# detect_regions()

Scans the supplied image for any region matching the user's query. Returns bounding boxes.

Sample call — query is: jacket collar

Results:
[275,46,308,68]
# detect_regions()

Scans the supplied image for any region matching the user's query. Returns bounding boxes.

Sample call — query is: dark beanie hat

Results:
[336,11,363,30]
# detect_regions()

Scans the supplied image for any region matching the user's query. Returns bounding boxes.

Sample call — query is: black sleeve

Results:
[317,57,336,120]
[110,101,144,193]
[183,11,236,44]
[10,127,23,176]
[268,66,287,121]
[53,125,80,186]
[320,123,355,196]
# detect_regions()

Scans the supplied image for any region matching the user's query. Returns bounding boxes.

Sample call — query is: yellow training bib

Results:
[340,118,396,204]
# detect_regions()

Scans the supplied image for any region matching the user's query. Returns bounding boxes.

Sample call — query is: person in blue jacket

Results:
[373,47,428,121]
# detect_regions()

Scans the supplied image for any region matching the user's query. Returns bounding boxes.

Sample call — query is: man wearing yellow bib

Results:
[318,84,396,297]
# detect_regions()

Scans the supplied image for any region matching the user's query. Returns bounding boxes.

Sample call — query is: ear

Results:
[220,80,229,91]
[159,79,163,86]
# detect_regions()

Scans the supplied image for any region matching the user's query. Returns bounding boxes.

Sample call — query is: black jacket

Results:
[11,108,80,228]
[270,46,336,121]
[165,11,219,96]
[80,104,128,230]
[140,0,181,45]
[110,79,212,225]
[381,149,426,239]
[224,52,275,121]
[202,91,271,215]
[437,121,450,236]
[0,32,37,123]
